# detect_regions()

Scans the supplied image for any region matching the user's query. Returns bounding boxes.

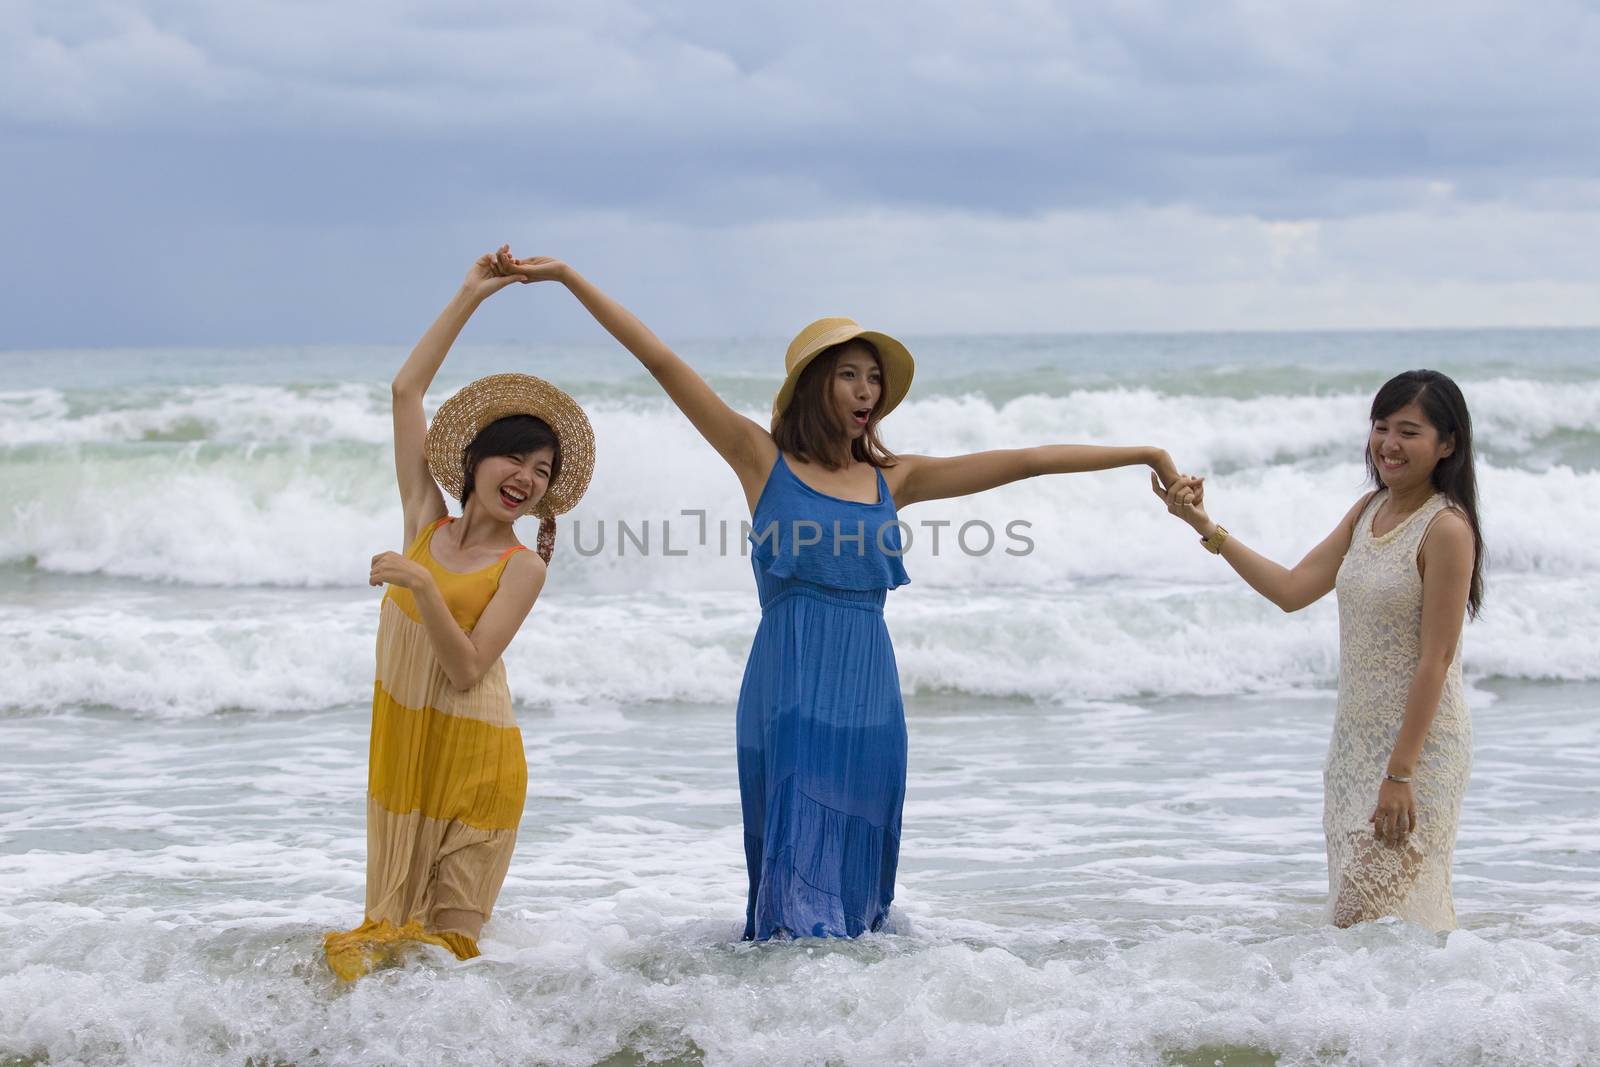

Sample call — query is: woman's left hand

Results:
[496,247,569,284]
[1152,472,1210,531]
[370,552,431,591]
[1369,779,1417,846]
[462,244,527,300]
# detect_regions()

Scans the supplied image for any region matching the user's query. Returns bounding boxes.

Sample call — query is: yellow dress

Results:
[324,517,529,979]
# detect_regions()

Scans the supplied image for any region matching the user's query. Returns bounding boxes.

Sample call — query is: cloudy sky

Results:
[4,0,1599,346]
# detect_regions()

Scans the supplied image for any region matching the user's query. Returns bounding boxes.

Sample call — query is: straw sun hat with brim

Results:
[425,373,595,518]
[771,317,916,421]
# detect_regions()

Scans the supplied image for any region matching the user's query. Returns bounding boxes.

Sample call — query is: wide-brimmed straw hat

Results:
[772,317,915,421]
[425,373,595,518]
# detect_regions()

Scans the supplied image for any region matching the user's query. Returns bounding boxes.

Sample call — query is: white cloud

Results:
[651,198,1600,333]
[13,193,1591,346]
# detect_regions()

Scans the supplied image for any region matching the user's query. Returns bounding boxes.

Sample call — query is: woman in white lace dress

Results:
[1156,371,1484,931]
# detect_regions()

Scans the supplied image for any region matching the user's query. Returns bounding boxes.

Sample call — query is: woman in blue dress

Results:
[496,249,1186,939]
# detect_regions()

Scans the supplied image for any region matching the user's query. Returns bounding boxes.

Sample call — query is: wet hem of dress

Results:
[323,918,481,981]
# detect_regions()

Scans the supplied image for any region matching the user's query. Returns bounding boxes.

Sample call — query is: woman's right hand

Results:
[462,244,527,301]
[495,247,569,284]
[1151,472,1213,533]
[370,551,431,591]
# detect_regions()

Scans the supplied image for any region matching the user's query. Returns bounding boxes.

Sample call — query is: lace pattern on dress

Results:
[1325,490,1472,932]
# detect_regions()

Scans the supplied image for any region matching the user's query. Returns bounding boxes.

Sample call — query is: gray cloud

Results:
[8,0,1599,215]
[2,0,1598,344]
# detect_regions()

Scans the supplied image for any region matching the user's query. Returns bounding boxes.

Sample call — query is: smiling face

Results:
[829,341,884,440]
[1370,399,1454,493]
[468,446,556,520]
[457,413,563,520]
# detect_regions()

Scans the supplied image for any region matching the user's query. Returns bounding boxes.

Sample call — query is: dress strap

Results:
[496,545,528,562]
[405,515,456,557]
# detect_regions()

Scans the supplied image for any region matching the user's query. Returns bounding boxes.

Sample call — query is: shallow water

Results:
[2,680,1597,1066]
[3,331,1598,1065]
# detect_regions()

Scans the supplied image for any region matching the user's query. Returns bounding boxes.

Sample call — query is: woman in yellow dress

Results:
[324,248,595,979]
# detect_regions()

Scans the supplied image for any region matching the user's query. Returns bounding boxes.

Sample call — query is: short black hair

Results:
[459,415,561,505]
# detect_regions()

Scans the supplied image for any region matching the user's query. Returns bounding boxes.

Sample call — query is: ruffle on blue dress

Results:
[737,453,910,940]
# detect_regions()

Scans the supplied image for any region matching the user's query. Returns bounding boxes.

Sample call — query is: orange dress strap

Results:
[496,544,528,562]
[401,514,456,558]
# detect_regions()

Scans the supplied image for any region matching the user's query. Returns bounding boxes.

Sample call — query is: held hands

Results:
[1147,449,1183,493]
[463,244,529,301]
[1369,779,1417,847]
[370,551,432,591]
[495,246,569,284]
[1151,470,1211,533]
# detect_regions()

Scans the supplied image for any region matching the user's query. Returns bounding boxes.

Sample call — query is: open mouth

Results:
[1378,455,1407,470]
[499,485,529,509]
[851,408,870,426]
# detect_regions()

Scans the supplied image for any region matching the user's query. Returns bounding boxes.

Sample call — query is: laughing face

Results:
[830,341,883,439]
[1370,399,1454,493]
[469,447,556,519]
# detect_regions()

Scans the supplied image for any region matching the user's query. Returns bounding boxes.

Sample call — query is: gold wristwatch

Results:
[1200,525,1229,554]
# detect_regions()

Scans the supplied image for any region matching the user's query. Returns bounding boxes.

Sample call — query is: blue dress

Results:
[737,453,911,940]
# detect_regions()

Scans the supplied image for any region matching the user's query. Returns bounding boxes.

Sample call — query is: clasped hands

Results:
[460,244,570,301]
[1150,469,1210,533]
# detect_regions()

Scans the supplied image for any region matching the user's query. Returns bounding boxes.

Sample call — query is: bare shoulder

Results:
[1342,489,1380,526]
[503,547,549,592]
[1422,507,1474,552]
[1326,490,1379,547]
[880,453,923,495]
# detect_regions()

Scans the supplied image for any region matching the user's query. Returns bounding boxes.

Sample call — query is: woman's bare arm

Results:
[369,549,546,691]
[392,249,526,546]
[891,445,1183,508]
[1386,510,1474,775]
[500,254,776,507]
[1369,508,1474,844]
[1159,477,1375,613]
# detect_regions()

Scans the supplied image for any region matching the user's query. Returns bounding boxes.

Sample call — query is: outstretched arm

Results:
[1158,476,1374,613]
[499,252,776,506]
[391,248,526,546]
[891,445,1183,509]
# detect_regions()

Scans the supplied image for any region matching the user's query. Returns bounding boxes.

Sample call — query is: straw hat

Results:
[425,373,595,518]
[772,317,915,421]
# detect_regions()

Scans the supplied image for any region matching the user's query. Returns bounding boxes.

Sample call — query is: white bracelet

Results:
[1383,772,1413,784]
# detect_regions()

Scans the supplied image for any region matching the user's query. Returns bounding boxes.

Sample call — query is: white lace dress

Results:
[1325,490,1471,932]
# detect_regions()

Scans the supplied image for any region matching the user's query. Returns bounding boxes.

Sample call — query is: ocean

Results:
[2,329,1598,1066]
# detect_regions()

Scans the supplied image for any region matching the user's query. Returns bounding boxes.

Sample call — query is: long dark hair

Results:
[772,340,898,471]
[460,414,562,562]
[1366,370,1484,618]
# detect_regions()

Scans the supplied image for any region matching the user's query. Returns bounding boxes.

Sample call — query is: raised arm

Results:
[1158,476,1374,613]
[391,248,526,546]
[890,445,1183,509]
[499,252,776,504]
